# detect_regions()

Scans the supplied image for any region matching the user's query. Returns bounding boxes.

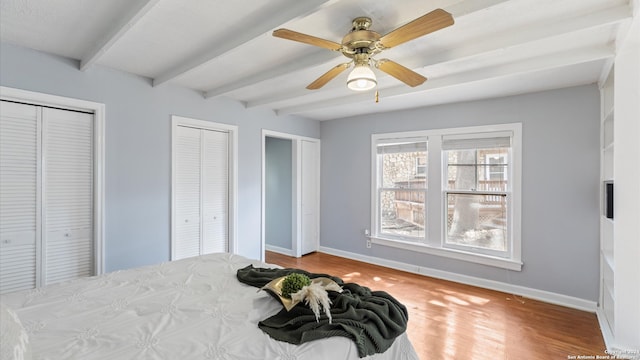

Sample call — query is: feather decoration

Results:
[291,280,343,323]
[324,282,343,293]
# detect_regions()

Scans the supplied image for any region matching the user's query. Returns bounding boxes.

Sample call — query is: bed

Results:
[0,253,418,360]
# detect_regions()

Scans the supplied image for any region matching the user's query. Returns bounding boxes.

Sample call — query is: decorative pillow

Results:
[0,302,31,360]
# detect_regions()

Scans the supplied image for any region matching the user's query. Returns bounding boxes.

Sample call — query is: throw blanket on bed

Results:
[236,265,409,358]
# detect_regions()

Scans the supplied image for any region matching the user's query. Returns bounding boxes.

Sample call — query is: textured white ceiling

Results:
[0,0,633,120]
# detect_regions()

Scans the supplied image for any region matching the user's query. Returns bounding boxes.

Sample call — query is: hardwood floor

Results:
[265,251,606,360]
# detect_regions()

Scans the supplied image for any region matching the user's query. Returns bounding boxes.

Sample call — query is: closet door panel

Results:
[42,108,94,285]
[174,126,202,259]
[45,228,92,283]
[202,130,228,254]
[300,140,319,255]
[0,101,40,293]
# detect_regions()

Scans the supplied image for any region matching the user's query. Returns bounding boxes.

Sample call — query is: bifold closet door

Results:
[0,101,94,294]
[174,126,229,260]
[0,101,41,293]
[42,107,94,285]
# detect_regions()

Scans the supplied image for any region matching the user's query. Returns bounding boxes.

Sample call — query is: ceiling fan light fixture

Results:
[273,9,453,90]
[347,64,377,91]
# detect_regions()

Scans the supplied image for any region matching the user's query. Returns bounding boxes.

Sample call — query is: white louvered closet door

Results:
[174,126,229,260]
[42,108,94,285]
[202,130,228,254]
[0,101,41,293]
[0,101,95,294]
[175,126,202,259]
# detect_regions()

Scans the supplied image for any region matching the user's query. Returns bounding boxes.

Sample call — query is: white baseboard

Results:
[596,307,615,350]
[319,246,597,313]
[265,244,295,257]
[593,313,640,359]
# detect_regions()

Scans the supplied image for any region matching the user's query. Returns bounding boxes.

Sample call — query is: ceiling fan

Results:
[273,8,454,92]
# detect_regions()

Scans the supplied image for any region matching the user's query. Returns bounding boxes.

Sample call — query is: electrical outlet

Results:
[366,239,372,248]
[364,229,370,236]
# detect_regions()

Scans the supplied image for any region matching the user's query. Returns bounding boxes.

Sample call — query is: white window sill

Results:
[370,236,523,271]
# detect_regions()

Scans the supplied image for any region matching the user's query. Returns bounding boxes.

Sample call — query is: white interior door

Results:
[300,140,319,255]
[0,101,40,293]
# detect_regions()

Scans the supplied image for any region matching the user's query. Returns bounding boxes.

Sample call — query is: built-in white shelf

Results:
[599,64,615,339]
[603,110,614,148]
[601,217,614,260]
[602,147,614,181]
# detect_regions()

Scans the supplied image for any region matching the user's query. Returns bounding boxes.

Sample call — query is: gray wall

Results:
[265,137,293,250]
[1,41,602,301]
[0,42,320,271]
[320,85,601,301]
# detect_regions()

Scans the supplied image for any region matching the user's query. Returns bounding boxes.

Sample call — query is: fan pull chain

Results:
[375,89,379,103]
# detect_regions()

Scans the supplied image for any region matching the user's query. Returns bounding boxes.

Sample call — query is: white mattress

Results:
[0,253,418,360]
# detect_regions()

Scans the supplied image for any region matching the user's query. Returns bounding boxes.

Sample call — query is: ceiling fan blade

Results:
[378,8,454,49]
[307,63,350,90]
[377,59,427,87]
[273,29,342,51]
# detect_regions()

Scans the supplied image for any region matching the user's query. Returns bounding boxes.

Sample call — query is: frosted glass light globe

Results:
[347,65,377,91]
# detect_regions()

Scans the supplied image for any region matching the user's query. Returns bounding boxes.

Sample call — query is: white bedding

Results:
[0,253,418,360]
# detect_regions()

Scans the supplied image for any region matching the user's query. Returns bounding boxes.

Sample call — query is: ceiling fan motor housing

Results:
[341,17,381,60]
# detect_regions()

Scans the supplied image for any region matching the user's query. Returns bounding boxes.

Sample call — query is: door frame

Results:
[261,129,320,261]
[170,116,238,260]
[0,86,106,276]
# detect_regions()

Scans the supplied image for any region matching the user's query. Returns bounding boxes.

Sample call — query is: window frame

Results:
[370,124,522,271]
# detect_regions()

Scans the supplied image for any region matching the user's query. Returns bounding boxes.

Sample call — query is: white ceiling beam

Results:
[275,45,612,116]
[245,87,319,109]
[445,0,510,18]
[401,4,631,70]
[80,0,161,71]
[203,50,337,98]
[152,0,334,87]
[246,4,630,109]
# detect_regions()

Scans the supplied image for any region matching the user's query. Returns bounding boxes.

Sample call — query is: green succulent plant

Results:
[281,273,311,299]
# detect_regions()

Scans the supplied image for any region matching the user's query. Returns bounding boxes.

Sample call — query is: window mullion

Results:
[425,136,441,246]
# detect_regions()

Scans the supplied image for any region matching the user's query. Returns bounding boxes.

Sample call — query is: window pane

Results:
[447,148,509,191]
[378,141,427,240]
[479,148,509,184]
[380,145,427,188]
[447,149,476,190]
[446,193,507,251]
[380,190,425,238]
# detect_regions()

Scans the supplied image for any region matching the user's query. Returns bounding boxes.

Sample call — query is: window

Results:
[443,134,511,257]
[376,139,428,240]
[371,124,522,270]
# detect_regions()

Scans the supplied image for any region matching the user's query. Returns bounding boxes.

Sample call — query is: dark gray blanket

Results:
[236,265,409,358]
